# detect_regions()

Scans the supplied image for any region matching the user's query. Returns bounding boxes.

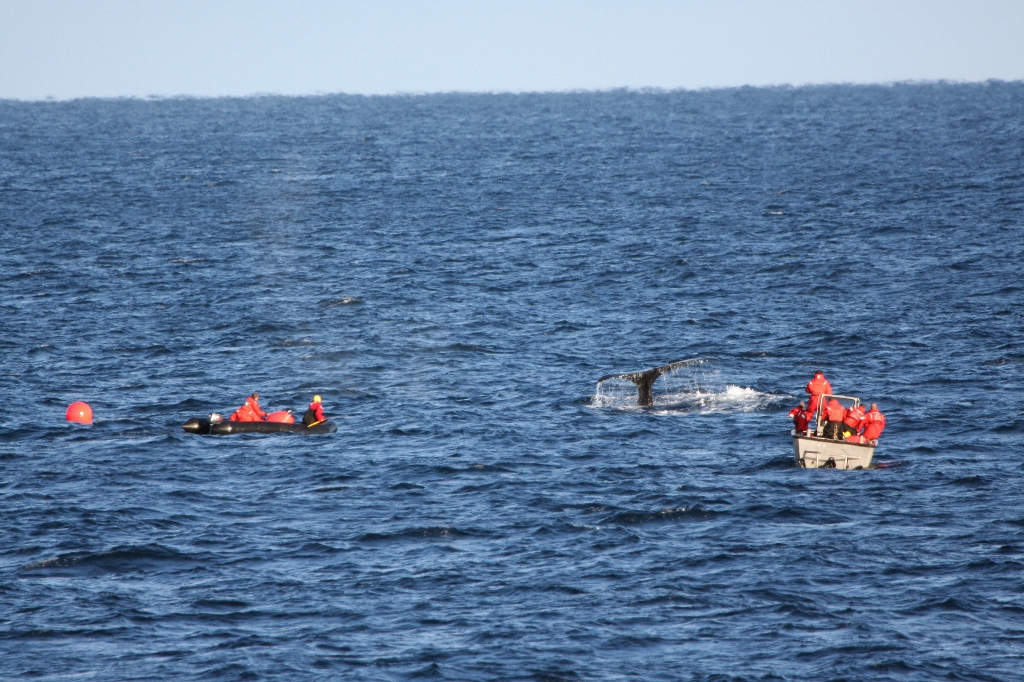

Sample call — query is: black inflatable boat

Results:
[183,417,337,435]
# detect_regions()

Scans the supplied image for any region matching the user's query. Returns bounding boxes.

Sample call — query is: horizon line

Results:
[3,78,1021,104]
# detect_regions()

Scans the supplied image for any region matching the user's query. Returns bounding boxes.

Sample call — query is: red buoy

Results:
[66,401,93,425]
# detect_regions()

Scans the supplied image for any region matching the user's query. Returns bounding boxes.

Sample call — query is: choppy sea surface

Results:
[2,84,1023,681]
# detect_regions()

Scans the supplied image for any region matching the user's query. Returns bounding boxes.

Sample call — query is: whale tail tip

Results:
[597,358,712,406]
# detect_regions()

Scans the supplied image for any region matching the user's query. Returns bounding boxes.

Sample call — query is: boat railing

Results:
[810,394,861,437]
[822,394,861,407]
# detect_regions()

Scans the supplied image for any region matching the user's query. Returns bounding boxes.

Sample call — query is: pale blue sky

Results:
[1,0,1022,100]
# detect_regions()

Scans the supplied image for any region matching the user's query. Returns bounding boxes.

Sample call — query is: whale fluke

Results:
[598,358,711,406]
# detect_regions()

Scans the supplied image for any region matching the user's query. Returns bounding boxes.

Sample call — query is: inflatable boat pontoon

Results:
[183,416,337,435]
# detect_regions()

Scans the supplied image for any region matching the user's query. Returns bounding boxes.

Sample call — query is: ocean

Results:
[2,83,1023,680]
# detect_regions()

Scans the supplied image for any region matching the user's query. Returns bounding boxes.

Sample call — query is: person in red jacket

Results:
[788,401,810,433]
[822,398,847,440]
[842,403,866,439]
[862,403,886,442]
[302,394,326,426]
[805,370,833,416]
[230,392,267,422]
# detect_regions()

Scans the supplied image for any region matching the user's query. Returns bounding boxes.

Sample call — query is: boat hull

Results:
[183,417,337,435]
[793,433,874,469]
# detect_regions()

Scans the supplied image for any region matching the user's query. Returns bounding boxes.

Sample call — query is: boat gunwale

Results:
[791,433,876,450]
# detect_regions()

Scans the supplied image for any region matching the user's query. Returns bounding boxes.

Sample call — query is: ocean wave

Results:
[22,544,195,575]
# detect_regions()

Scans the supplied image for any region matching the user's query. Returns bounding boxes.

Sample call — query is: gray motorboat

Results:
[792,394,875,469]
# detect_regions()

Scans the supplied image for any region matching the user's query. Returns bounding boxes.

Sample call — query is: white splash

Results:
[591,368,783,415]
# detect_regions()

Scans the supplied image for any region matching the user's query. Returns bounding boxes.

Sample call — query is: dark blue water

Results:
[2,83,1023,680]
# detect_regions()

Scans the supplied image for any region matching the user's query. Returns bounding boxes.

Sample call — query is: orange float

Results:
[65,401,93,424]
[265,410,295,424]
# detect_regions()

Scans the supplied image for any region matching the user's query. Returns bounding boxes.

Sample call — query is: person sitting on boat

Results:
[805,370,832,415]
[229,392,267,422]
[822,398,847,440]
[842,402,866,439]
[862,403,886,442]
[302,394,326,426]
[788,401,810,434]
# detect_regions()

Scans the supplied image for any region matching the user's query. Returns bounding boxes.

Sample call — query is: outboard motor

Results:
[182,417,209,434]
[182,415,220,434]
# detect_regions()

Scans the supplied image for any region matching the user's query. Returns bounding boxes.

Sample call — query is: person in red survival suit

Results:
[842,402,866,439]
[302,394,325,426]
[229,392,267,422]
[822,398,847,440]
[862,403,886,442]
[805,370,833,416]
[789,401,810,433]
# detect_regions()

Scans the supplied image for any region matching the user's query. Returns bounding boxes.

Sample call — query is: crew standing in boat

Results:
[822,397,847,440]
[842,402,866,440]
[805,370,832,416]
[862,403,886,442]
[789,401,810,434]
[303,394,326,426]
[230,392,267,422]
